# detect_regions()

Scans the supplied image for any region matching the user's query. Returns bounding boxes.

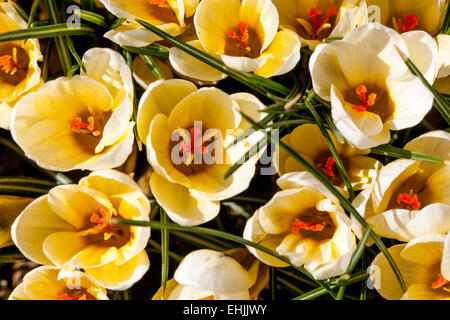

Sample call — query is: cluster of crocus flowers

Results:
[100,0,199,47]
[136,79,264,226]
[168,0,301,82]
[10,48,135,171]
[243,171,357,280]
[0,2,42,130]
[351,130,450,243]
[153,248,269,300]
[366,0,448,35]
[9,266,109,300]
[11,170,151,290]
[274,124,382,191]
[310,23,439,149]
[272,0,368,50]
[370,232,450,300]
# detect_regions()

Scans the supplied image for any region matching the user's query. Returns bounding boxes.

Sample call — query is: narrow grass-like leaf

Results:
[139,54,164,79]
[0,177,56,189]
[121,45,169,60]
[67,64,80,76]
[65,36,86,72]
[396,46,450,125]
[221,202,251,218]
[147,239,183,262]
[74,9,108,28]
[109,17,126,30]
[371,144,444,164]
[11,2,28,21]
[0,185,49,197]
[240,113,407,294]
[160,208,169,299]
[42,38,54,81]
[0,23,96,42]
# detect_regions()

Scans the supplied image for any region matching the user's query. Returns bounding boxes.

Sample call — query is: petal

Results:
[400,234,445,265]
[255,30,301,77]
[85,250,150,290]
[367,208,417,242]
[346,155,383,190]
[350,188,375,246]
[137,79,198,143]
[402,283,450,300]
[230,92,266,131]
[150,172,220,226]
[42,231,89,266]
[0,196,33,248]
[442,232,450,280]
[329,0,368,38]
[407,203,450,238]
[221,54,270,73]
[11,195,75,265]
[169,40,227,83]
[174,249,253,294]
[437,34,450,78]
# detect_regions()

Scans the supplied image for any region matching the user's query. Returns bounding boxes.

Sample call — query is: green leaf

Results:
[139,54,164,79]
[371,144,445,164]
[160,208,169,298]
[74,9,108,28]
[0,23,96,42]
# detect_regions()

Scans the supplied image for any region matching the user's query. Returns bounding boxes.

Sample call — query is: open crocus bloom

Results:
[370,233,450,300]
[153,249,269,300]
[10,48,135,172]
[243,171,356,280]
[272,0,368,50]
[9,266,109,300]
[169,0,301,82]
[11,170,151,290]
[310,23,439,149]
[351,131,450,243]
[0,195,33,248]
[100,0,199,47]
[366,0,448,35]
[137,79,264,226]
[274,124,382,191]
[0,2,42,130]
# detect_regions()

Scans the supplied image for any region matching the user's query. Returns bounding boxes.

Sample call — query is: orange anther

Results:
[432,273,449,290]
[0,55,16,74]
[322,156,335,177]
[57,292,80,300]
[180,127,209,154]
[148,0,168,5]
[308,6,337,37]
[70,116,99,136]
[397,190,421,210]
[397,14,418,33]
[228,22,250,53]
[351,85,377,112]
[292,218,325,234]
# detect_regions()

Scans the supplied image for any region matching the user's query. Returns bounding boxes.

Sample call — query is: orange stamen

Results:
[291,218,325,234]
[321,156,335,177]
[180,127,209,154]
[148,0,168,5]
[397,14,418,33]
[57,292,83,300]
[89,208,114,234]
[0,55,16,74]
[432,273,449,290]
[228,22,250,53]
[308,6,337,38]
[351,85,377,112]
[397,190,421,210]
[70,116,100,136]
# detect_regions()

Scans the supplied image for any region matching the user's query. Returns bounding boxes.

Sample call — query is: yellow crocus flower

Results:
[153,248,269,300]
[100,0,199,47]
[0,195,33,248]
[244,171,357,280]
[10,48,135,172]
[310,23,439,149]
[137,79,265,226]
[274,124,383,191]
[11,170,151,290]
[351,130,450,243]
[9,266,109,300]
[370,233,450,300]
[272,0,368,50]
[0,2,42,130]
[169,0,301,82]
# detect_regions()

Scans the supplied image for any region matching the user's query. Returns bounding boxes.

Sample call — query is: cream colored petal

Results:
[174,249,253,294]
[230,92,266,131]
[167,283,215,300]
[137,79,198,143]
[420,165,450,206]
[400,234,445,265]
[367,208,417,242]
[401,31,439,84]
[0,100,13,130]
[385,73,434,131]
[242,211,289,267]
[239,0,279,52]
[346,155,383,190]
[255,30,301,77]
[42,231,89,266]
[437,34,450,78]
[329,0,368,38]
[18,267,68,300]
[442,232,450,280]
[350,188,375,246]
[150,172,220,226]
[8,283,29,300]
[11,195,75,265]
[221,54,271,73]
[402,283,450,300]
[67,245,120,269]
[194,0,241,54]
[169,40,227,83]
[407,203,450,238]
[85,250,150,290]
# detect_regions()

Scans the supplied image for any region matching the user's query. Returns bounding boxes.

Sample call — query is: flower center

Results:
[396,14,418,33]
[78,208,119,241]
[57,292,87,300]
[318,156,335,178]
[179,127,211,166]
[70,116,102,137]
[397,190,421,210]
[291,217,326,234]
[0,54,16,75]
[0,45,29,85]
[351,85,378,112]
[297,6,337,40]
[227,22,251,54]
[432,273,450,292]
[148,0,169,7]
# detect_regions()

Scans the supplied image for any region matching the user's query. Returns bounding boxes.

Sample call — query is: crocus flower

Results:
[153,249,269,300]
[369,232,450,300]
[10,48,135,172]
[351,130,450,243]
[0,2,42,130]
[9,266,109,300]
[365,0,448,35]
[274,124,382,191]
[0,195,33,248]
[11,170,151,290]
[243,171,356,280]
[310,23,439,149]
[100,0,199,47]
[169,0,301,82]
[272,0,368,50]
[136,79,264,226]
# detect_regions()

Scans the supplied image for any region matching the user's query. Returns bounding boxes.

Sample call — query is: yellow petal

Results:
[133,55,173,90]
[0,196,33,248]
